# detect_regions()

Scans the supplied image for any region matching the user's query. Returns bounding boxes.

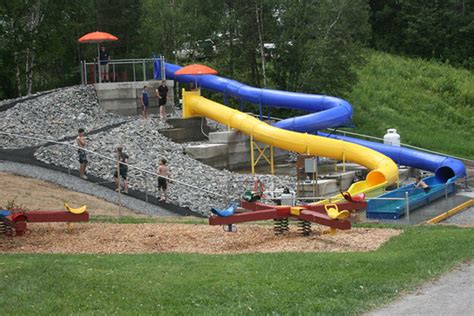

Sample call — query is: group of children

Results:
[75,128,171,202]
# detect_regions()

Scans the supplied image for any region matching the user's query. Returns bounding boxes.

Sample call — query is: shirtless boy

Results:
[414,175,430,193]
[76,128,88,179]
[157,158,170,202]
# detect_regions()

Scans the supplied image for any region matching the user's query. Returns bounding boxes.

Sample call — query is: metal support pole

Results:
[133,61,136,82]
[270,146,274,175]
[97,44,102,83]
[117,153,122,219]
[80,61,84,85]
[161,55,166,80]
[145,172,148,203]
[405,191,410,223]
[113,62,116,82]
[314,157,319,197]
[250,135,255,175]
[84,62,88,85]
[142,60,146,81]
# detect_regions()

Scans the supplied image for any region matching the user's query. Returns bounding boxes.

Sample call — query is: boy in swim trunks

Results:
[76,128,88,180]
[156,158,170,202]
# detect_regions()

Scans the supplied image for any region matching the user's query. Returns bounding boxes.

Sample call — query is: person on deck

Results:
[156,80,169,120]
[99,45,110,82]
[141,85,150,119]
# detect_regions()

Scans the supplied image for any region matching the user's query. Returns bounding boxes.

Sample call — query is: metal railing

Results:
[0,131,225,218]
[326,128,474,164]
[261,175,472,224]
[80,57,165,85]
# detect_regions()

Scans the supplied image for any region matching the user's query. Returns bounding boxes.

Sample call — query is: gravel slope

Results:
[1,86,296,215]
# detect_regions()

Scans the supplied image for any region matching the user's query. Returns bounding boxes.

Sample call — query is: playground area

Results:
[0,222,400,254]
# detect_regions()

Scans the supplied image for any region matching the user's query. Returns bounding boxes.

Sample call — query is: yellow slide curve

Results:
[183,90,399,201]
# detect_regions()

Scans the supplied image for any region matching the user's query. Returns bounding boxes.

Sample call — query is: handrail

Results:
[80,56,165,85]
[0,131,225,198]
[326,128,474,163]
[82,59,157,66]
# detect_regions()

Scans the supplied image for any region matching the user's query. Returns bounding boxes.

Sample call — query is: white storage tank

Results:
[383,128,401,146]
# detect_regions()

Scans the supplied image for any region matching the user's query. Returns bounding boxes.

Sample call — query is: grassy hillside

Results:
[348,51,474,159]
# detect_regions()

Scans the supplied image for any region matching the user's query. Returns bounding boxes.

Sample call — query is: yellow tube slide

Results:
[183,90,398,198]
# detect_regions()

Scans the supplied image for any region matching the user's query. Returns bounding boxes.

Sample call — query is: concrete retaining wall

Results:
[185,130,289,171]
[95,80,175,116]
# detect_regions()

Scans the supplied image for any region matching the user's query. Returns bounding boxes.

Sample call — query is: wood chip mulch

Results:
[0,223,401,254]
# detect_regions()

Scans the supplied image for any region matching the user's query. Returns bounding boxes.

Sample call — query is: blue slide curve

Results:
[159,61,466,217]
[164,63,353,132]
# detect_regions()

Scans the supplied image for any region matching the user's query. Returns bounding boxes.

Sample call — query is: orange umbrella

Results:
[78,31,119,83]
[175,64,217,89]
[174,64,217,76]
[78,31,118,43]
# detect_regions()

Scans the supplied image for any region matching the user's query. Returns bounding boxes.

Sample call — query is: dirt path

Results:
[367,262,474,315]
[0,172,141,217]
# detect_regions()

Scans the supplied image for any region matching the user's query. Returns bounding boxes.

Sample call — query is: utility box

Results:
[304,157,318,173]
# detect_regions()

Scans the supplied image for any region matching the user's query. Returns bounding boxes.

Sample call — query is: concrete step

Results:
[209,130,249,144]
[185,144,228,159]
[160,127,208,143]
[297,179,339,197]
[167,117,207,128]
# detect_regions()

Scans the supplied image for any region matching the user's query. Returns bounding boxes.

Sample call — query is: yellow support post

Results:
[343,152,346,172]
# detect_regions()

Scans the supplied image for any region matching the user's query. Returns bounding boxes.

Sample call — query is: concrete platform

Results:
[297,179,339,197]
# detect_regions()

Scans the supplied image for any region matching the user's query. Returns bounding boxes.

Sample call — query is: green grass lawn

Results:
[1,225,473,315]
[348,51,474,159]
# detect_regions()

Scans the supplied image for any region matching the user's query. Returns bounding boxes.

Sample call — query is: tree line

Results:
[0,0,472,99]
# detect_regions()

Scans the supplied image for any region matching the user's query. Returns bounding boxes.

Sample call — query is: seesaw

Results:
[0,203,89,236]
[209,192,366,236]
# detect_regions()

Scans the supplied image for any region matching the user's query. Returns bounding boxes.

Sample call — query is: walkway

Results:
[368,262,474,315]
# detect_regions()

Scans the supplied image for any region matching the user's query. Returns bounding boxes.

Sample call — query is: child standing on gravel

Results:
[76,128,88,180]
[114,146,129,194]
[156,158,170,202]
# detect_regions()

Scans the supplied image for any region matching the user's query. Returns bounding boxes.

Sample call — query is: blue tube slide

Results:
[319,132,466,181]
[158,60,466,182]
[163,62,353,131]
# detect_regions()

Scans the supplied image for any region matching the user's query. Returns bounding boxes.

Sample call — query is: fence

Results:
[80,57,165,85]
[260,175,472,224]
